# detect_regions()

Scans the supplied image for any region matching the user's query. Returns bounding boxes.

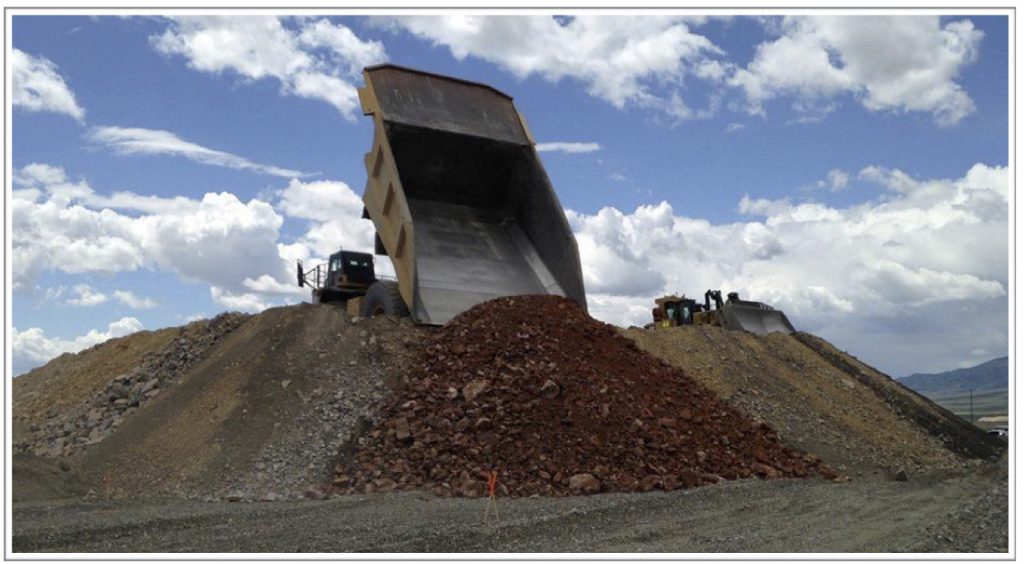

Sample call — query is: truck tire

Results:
[360,281,409,318]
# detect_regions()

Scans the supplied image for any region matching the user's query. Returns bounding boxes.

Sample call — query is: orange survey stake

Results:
[483,470,500,523]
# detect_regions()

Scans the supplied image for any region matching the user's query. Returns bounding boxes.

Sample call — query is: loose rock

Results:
[540,379,560,398]
[462,380,488,402]
[569,473,601,494]
[338,296,836,498]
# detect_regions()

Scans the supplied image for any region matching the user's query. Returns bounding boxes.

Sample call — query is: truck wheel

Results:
[360,281,409,317]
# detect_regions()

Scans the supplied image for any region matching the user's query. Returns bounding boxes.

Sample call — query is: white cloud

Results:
[243,274,306,296]
[812,168,851,191]
[297,18,388,76]
[12,48,85,120]
[273,177,399,284]
[571,163,1007,374]
[88,126,306,178]
[567,205,670,296]
[151,16,386,119]
[12,163,291,301]
[380,15,723,119]
[730,16,982,125]
[853,259,1004,308]
[13,317,144,375]
[826,168,850,190]
[12,163,390,318]
[210,286,271,313]
[586,293,657,328]
[34,285,68,306]
[737,194,791,216]
[114,290,158,309]
[536,142,602,154]
[148,15,981,128]
[277,178,363,224]
[859,165,928,194]
[66,284,109,307]
[786,115,827,126]
[14,163,68,186]
[276,177,376,258]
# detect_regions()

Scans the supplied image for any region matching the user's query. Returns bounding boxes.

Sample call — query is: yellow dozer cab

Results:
[298,64,588,324]
[648,290,796,336]
[649,295,701,328]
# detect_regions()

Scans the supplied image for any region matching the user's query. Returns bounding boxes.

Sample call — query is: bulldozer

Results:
[298,64,587,324]
[648,290,796,336]
[650,295,701,329]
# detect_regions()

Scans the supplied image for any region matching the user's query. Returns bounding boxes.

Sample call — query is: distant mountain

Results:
[900,356,1008,395]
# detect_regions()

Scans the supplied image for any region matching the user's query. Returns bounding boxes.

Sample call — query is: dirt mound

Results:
[15,294,998,504]
[336,296,837,497]
[623,325,1001,476]
[16,313,247,458]
[73,304,425,501]
[11,454,85,503]
[13,326,182,444]
[793,333,1003,462]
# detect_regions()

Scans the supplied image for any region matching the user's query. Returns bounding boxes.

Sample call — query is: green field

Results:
[921,389,1008,427]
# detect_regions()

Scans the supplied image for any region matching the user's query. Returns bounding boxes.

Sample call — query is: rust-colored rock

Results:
[462,380,488,402]
[336,295,836,497]
[751,462,779,479]
[392,417,412,443]
[569,473,601,494]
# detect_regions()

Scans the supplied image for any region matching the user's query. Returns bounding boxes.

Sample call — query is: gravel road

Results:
[13,461,1007,554]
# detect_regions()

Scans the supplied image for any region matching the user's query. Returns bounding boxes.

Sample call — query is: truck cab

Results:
[298,250,377,303]
[651,295,700,328]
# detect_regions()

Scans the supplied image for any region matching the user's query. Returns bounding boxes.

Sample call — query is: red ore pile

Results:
[334,295,840,497]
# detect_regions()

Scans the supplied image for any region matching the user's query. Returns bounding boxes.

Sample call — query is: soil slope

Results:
[13,326,181,443]
[72,304,425,500]
[623,325,1002,476]
[13,300,1001,503]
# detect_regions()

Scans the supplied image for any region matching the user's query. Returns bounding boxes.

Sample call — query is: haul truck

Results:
[299,64,587,324]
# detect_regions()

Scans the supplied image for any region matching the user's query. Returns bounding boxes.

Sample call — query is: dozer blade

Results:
[359,64,587,325]
[721,303,796,336]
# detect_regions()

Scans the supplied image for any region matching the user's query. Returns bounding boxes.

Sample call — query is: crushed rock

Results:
[623,325,999,474]
[337,296,839,498]
[16,313,247,458]
[71,305,426,502]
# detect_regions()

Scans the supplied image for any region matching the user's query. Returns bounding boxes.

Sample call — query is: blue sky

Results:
[10,14,1009,377]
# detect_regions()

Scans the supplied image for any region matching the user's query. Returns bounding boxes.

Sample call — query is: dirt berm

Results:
[13,299,1000,503]
[14,304,425,501]
[624,325,1003,476]
[13,324,181,444]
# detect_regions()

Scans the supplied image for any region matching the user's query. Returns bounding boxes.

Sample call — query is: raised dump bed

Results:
[358,64,587,325]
